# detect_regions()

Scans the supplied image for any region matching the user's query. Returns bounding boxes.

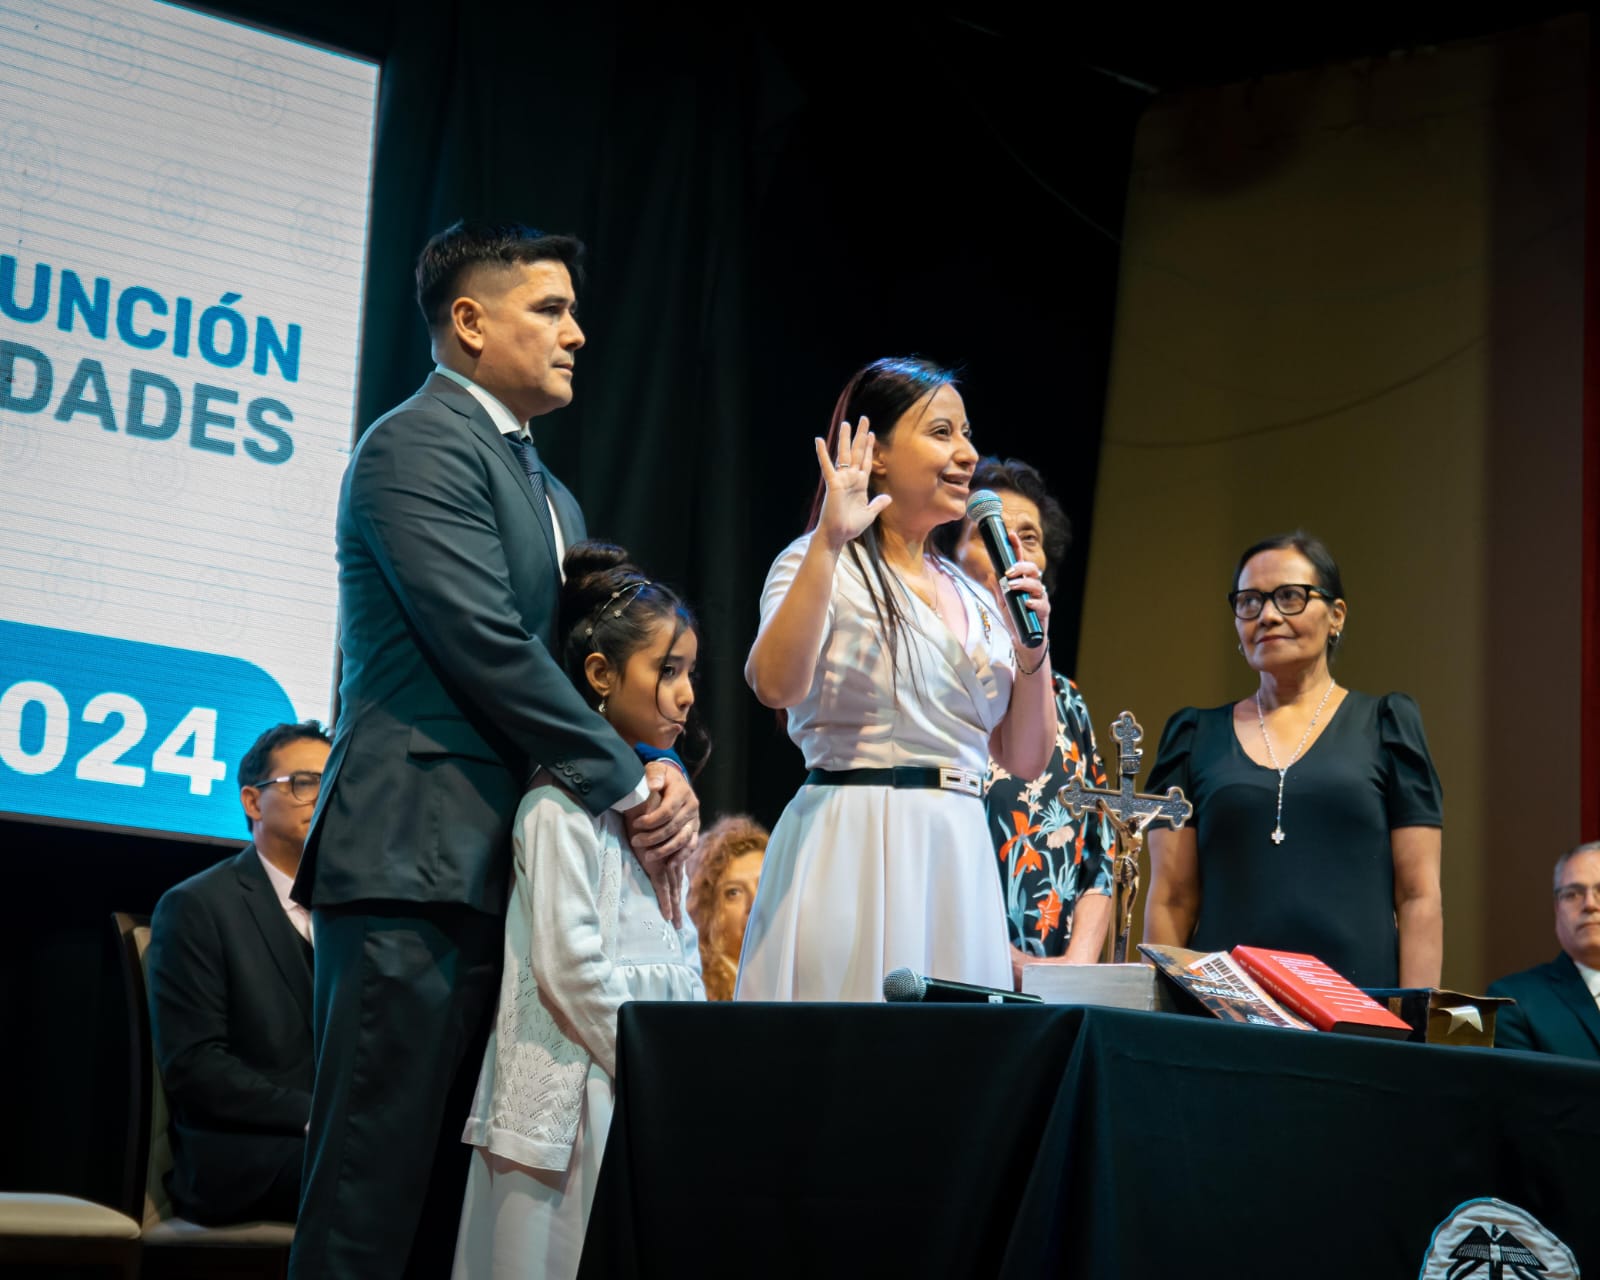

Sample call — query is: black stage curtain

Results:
[4,0,1136,1209]
[212,0,1137,827]
[585,1003,1600,1278]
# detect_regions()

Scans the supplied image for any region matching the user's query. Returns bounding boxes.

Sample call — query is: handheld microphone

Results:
[965,489,1046,649]
[882,966,1042,1005]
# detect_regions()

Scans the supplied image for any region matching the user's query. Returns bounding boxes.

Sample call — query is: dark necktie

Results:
[506,434,548,506]
[507,433,558,546]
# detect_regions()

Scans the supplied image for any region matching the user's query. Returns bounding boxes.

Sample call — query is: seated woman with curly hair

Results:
[688,816,769,1001]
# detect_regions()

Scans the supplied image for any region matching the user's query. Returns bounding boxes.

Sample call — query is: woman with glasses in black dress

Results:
[1142,532,1444,989]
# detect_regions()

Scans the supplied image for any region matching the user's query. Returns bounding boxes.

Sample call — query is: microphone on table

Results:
[965,489,1046,649]
[882,967,1042,1005]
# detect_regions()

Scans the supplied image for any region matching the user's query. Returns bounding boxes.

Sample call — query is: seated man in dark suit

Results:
[1488,840,1600,1061]
[145,720,331,1224]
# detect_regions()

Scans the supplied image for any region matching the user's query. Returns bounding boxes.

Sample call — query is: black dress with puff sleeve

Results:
[1147,691,1442,987]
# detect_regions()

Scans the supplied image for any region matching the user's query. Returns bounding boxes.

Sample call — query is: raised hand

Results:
[813,418,893,551]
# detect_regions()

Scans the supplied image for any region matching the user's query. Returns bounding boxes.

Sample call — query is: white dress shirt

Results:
[256,848,313,944]
[1575,958,1600,1013]
[432,365,649,813]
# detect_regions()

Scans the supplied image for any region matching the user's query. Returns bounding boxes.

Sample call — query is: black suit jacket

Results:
[146,847,314,1222]
[297,373,644,913]
[1487,951,1600,1061]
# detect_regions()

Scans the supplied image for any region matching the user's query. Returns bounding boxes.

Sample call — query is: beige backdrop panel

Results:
[1078,17,1587,992]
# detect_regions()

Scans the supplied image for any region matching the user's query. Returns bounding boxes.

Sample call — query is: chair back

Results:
[111,911,175,1231]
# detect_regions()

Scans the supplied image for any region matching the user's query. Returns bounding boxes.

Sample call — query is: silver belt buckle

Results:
[938,766,982,797]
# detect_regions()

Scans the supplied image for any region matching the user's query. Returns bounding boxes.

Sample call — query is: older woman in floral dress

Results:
[945,457,1114,985]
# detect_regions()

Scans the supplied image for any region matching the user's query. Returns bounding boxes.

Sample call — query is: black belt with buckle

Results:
[804,766,984,798]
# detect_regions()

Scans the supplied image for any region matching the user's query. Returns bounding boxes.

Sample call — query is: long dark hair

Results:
[560,541,710,775]
[805,356,959,684]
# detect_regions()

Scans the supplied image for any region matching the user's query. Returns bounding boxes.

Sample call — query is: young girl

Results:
[453,541,707,1280]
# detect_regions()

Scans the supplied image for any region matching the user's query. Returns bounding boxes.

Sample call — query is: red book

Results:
[1231,946,1412,1040]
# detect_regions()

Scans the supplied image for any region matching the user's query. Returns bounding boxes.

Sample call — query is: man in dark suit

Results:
[289,222,699,1279]
[1488,840,1600,1061]
[146,720,330,1225]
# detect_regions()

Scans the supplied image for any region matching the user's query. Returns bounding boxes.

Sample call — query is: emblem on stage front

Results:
[1419,1198,1577,1280]
[1056,711,1192,964]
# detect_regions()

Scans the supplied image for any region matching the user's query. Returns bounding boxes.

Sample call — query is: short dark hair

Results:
[964,456,1071,594]
[415,220,585,329]
[239,720,331,834]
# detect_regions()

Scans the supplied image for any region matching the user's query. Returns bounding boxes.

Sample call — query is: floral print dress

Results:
[985,674,1114,957]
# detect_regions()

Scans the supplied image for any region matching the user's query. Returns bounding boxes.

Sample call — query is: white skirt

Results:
[735,783,1011,1002]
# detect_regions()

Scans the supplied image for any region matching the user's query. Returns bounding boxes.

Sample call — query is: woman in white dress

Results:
[453,542,706,1280]
[737,357,1057,1002]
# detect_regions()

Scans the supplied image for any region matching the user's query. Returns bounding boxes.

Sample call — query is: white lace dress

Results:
[734,534,1017,1002]
[453,781,703,1280]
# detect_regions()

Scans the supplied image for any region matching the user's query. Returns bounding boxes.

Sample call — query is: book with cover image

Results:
[1231,946,1412,1040]
[1140,945,1413,1040]
[1138,945,1312,1031]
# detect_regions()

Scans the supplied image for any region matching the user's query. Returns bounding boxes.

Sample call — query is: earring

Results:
[597,698,607,715]
[1237,642,1245,655]
[1329,631,1342,649]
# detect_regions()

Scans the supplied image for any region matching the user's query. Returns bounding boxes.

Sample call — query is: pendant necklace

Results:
[1256,678,1336,845]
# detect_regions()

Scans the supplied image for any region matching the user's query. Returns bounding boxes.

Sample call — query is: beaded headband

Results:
[582,579,652,640]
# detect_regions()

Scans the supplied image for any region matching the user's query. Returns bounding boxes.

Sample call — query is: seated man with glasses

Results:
[1487,841,1600,1060]
[145,720,330,1224]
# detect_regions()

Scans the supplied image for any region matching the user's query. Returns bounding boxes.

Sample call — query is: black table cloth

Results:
[580,1003,1599,1278]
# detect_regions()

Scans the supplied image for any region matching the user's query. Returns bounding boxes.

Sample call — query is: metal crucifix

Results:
[1057,711,1194,964]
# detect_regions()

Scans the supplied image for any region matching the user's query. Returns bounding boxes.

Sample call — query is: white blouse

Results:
[461,780,703,1171]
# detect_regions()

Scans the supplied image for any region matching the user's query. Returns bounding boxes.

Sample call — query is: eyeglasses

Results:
[1228,584,1335,621]
[248,771,323,803]
[1555,883,1600,908]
